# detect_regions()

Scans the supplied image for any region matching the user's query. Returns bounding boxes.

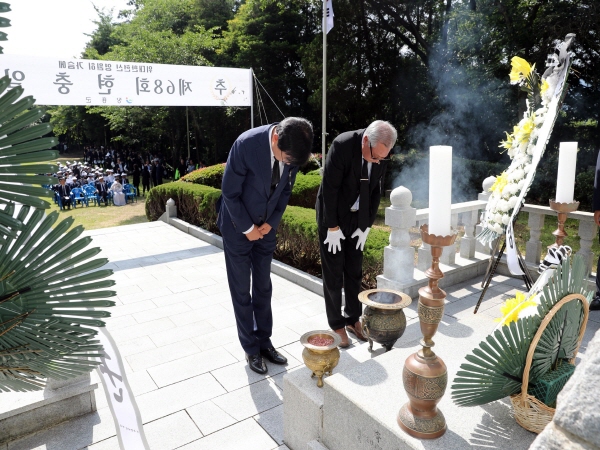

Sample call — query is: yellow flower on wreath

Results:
[541,79,550,95]
[515,114,535,144]
[489,172,509,195]
[499,131,514,150]
[496,292,537,326]
[509,56,533,84]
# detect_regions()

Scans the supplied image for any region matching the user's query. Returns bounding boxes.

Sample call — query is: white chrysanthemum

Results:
[494,223,504,234]
[497,199,510,212]
[502,214,510,225]
[510,169,525,181]
[517,179,525,189]
[523,164,532,174]
[508,196,519,209]
[494,213,503,223]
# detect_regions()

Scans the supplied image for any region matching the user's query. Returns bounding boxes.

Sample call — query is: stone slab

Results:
[321,312,537,450]
[0,380,97,445]
[282,342,385,450]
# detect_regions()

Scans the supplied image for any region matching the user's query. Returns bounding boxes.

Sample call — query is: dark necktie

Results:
[358,159,369,230]
[270,159,280,196]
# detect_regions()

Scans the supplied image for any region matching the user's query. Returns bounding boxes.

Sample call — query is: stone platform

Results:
[284,276,600,450]
[2,220,599,449]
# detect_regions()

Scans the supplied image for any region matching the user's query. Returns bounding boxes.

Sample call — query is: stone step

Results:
[0,374,98,446]
[284,312,539,450]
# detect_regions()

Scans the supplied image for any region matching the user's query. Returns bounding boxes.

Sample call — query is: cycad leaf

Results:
[0,205,115,391]
[452,255,590,407]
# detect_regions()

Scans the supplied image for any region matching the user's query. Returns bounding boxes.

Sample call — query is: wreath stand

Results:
[510,293,589,433]
[474,223,534,314]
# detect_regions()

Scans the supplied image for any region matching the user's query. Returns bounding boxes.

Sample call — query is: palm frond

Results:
[0,75,58,209]
[451,254,590,407]
[0,205,116,391]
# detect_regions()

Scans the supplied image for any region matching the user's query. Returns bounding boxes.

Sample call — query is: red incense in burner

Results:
[308,336,334,346]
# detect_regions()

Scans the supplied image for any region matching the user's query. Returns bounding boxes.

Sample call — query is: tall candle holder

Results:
[397,224,457,439]
[548,199,579,248]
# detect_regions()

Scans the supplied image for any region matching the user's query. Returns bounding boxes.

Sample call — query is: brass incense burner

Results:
[359,289,411,352]
[300,330,341,388]
[548,200,579,248]
[397,224,457,439]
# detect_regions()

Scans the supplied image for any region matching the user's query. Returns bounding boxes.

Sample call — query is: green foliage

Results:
[180,163,226,189]
[288,172,320,208]
[145,181,388,288]
[451,255,591,407]
[145,182,222,231]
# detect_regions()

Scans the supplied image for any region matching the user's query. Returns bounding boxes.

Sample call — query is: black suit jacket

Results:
[217,124,296,236]
[95,181,108,194]
[316,129,388,235]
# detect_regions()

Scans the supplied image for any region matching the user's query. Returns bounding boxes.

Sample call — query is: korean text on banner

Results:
[1,55,252,107]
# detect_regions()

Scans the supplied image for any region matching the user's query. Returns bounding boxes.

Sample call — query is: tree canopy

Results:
[48,0,599,168]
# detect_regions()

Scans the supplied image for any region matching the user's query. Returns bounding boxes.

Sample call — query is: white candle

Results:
[429,146,452,236]
[555,142,578,203]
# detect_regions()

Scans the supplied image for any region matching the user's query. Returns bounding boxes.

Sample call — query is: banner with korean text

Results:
[0,55,252,107]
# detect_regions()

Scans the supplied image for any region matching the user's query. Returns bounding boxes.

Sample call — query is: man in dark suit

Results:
[217,117,314,374]
[57,177,72,210]
[95,175,109,205]
[591,150,600,310]
[316,120,397,347]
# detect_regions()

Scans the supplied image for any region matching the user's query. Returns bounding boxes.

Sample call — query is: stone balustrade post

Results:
[166,198,177,222]
[525,212,545,265]
[576,218,597,276]
[383,186,416,283]
[460,209,479,259]
[475,176,496,255]
[439,212,460,265]
[417,219,431,271]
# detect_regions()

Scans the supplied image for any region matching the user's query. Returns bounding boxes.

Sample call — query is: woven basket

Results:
[509,293,589,434]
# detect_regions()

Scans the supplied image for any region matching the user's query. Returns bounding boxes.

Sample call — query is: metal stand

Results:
[474,231,533,314]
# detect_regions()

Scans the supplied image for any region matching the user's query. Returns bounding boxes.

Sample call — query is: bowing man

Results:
[316,120,397,347]
[217,117,314,375]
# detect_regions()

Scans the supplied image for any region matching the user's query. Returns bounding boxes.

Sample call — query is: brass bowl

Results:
[359,289,412,352]
[300,330,341,388]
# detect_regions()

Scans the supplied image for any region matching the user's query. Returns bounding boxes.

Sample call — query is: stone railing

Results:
[378,177,598,298]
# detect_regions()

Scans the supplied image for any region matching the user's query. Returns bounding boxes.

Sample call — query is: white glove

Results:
[351,227,371,251]
[324,228,345,254]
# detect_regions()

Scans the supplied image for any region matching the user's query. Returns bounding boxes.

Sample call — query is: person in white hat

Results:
[110,175,126,206]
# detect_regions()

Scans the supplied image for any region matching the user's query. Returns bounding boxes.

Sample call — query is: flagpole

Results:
[322,0,327,167]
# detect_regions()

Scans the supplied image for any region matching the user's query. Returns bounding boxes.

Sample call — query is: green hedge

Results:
[180,163,226,189]
[288,172,321,208]
[145,182,221,233]
[145,181,386,288]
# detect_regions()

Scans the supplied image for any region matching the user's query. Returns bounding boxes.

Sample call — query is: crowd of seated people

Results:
[47,160,136,209]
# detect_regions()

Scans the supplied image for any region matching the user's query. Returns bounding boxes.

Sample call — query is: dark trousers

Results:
[222,231,276,355]
[142,181,150,194]
[318,221,364,330]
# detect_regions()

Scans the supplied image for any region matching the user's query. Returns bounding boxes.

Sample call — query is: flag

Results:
[325,0,334,34]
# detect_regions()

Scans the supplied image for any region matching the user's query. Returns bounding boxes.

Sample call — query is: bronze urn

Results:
[358,289,412,352]
[300,330,342,388]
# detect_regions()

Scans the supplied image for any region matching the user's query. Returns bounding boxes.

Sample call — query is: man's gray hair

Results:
[364,120,398,149]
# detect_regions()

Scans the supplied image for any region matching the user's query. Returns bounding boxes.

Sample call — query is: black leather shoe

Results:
[590,297,600,311]
[260,347,288,365]
[246,353,267,374]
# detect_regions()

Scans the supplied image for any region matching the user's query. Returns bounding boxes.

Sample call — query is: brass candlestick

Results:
[548,200,579,248]
[397,224,457,439]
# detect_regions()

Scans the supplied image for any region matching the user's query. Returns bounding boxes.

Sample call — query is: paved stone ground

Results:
[7,221,600,450]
